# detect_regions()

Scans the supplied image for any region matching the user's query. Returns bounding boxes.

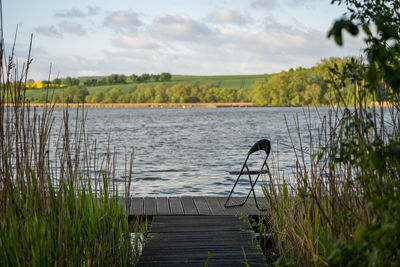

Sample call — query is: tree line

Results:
[29,57,372,106]
[43,83,252,104]
[252,57,369,106]
[34,72,173,88]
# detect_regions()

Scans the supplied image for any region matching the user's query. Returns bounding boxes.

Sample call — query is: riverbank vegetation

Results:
[22,57,378,106]
[262,0,400,265]
[0,25,144,267]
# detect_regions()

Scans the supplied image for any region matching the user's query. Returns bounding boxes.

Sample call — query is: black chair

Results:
[224,139,271,211]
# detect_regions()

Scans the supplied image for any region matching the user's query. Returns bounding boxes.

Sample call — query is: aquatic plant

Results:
[0,8,142,266]
[263,0,400,265]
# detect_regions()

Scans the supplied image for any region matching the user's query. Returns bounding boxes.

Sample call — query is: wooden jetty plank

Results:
[234,197,258,215]
[204,196,229,215]
[130,197,143,215]
[138,216,266,266]
[150,216,251,233]
[168,197,184,215]
[181,197,198,215]
[156,197,170,215]
[193,197,212,215]
[144,197,157,216]
[246,197,269,215]
[127,197,268,216]
[218,197,241,215]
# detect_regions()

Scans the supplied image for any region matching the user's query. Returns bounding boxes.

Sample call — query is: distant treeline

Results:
[28,57,375,106]
[253,57,374,106]
[48,83,252,104]
[68,73,172,87]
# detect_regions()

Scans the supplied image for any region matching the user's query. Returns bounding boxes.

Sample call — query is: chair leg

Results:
[249,175,268,212]
[224,175,243,208]
[225,172,264,210]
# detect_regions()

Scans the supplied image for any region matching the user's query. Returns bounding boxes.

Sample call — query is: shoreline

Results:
[5,101,396,108]
[6,102,257,108]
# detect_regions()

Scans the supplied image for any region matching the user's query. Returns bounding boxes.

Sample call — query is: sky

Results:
[3,0,364,80]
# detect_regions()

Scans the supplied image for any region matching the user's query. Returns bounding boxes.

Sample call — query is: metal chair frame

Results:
[224,139,271,211]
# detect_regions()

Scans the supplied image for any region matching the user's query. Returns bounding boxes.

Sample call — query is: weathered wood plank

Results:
[130,197,143,215]
[168,197,184,215]
[144,197,157,216]
[181,197,198,215]
[193,197,212,215]
[138,216,266,266]
[218,197,240,215]
[246,197,269,215]
[205,196,229,215]
[156,197,170,215]
[128,197,268,216]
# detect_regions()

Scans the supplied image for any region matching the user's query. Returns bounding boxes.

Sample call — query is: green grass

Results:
[0,173,141,266]
[171,74,268,90]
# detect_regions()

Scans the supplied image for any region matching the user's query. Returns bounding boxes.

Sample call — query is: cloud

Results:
[112,35,159,50]
[149,14,210,41]
[208,9,251,26]
[104,9,143,33]
[88,6,101,15]
[78,70,102,77]
[288,0,318,7]
[59,21,86,36]
[264,16,295,33]
[35,25,62,38]
[251,0,277,9]
[32,46,48,56]
[55,8,85,18]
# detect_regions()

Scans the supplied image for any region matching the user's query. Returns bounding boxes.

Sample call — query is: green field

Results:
[170,74,268,90]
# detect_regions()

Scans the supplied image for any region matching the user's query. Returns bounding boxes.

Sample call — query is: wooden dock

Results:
[132,197,269,266]
[128,196,268,216]
[137,216,267,266]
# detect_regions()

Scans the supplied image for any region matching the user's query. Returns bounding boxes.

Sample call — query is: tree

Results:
[160,72,172,81]
[154,85,168,102]
[83,78,98,87]
[62,86,89,103]
[150,74,160,82]
[63,76,72,86]
[140,73,150,82]
[52,78,62,85]
[91,91,105,103]
[323,1,400,265]
[105,88,122,103]
[63,76,80,86]
[130,74,138,82]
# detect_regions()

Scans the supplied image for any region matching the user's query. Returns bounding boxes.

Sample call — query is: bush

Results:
[183,96,200,103]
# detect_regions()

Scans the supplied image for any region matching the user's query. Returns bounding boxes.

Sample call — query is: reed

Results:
[0,15,142,267]
[262,57,400,265]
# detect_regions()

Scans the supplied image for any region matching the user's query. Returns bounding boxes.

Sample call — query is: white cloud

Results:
[88,6,101,16]
[28,3,364,80]
[78,70,102,77]
[59,21,86,36]
[149,14,210,41]
[32,45,48,56]
[35,25,62,38]
[112,35,159,50]
[252,0,277,9]
[208,9,251,26]
[104,9,143,33]
[55,8,85,18]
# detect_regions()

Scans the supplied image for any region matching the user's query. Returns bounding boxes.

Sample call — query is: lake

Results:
[50,107,329,196]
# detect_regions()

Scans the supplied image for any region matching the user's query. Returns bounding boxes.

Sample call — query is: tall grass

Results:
[263,57,400,265]
[0,17,143,267]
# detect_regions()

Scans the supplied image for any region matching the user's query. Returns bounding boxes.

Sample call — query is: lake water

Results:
[51,107,329,196]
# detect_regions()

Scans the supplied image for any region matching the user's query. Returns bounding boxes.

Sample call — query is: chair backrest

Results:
[247,139,271,156]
